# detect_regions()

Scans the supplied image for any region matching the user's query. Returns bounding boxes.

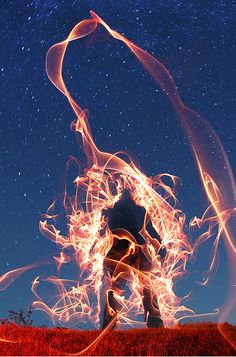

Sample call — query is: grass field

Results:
[0,322,235,355]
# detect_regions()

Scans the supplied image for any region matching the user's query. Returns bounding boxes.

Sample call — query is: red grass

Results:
[0,322,235,356]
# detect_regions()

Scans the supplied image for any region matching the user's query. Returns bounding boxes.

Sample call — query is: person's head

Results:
[108,190,145,244]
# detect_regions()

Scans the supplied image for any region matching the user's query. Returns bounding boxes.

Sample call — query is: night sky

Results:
[1,1,235,326]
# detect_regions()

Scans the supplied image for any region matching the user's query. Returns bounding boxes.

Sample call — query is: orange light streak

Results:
[0,11,235,353]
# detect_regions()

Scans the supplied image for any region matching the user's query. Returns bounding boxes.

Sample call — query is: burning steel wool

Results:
[1,11,236,349]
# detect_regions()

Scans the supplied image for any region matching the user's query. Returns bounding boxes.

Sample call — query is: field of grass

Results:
[0,322,235,356]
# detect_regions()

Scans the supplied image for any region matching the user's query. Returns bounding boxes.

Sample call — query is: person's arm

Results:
[139,212,161,253]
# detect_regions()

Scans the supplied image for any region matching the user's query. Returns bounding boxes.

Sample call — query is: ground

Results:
[0,322,235,356]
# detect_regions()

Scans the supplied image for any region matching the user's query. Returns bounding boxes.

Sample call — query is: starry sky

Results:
[0,1,235,326]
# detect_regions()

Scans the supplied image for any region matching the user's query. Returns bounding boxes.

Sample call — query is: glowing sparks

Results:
[0,10,235,353]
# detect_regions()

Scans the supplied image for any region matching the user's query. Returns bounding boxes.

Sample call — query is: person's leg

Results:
[102,289,119,329]
[142,286,163,327]
[102,232,133,329]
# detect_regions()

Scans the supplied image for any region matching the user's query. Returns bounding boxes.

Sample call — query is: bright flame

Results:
[1,10,235,352]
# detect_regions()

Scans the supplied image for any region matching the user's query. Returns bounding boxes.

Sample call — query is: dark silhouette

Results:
[0,306,33,326]
[102,191,163,328]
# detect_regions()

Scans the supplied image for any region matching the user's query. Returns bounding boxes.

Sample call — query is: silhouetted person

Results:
[102,191,163,329]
